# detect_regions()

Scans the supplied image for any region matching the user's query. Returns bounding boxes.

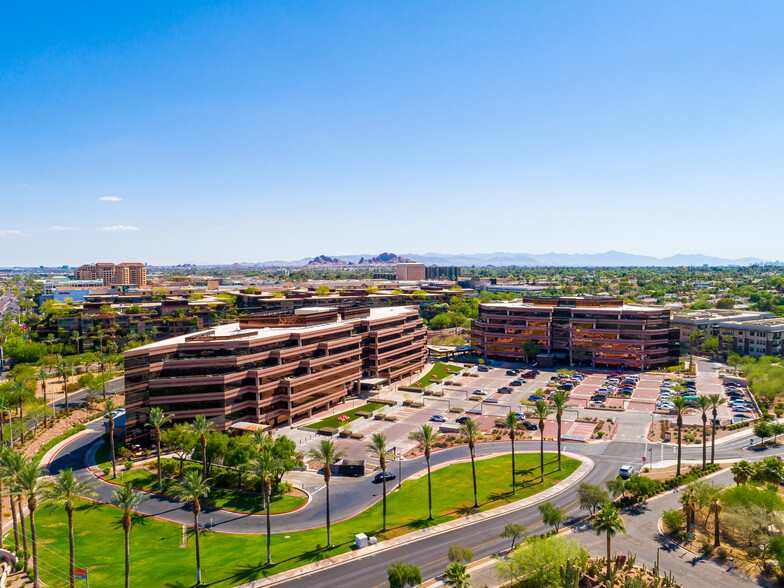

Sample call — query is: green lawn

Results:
[409,362,465,389]
[27,452,578,588]
[303,401,385,430]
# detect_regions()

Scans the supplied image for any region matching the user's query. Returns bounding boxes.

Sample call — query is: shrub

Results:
[124,461,134,470]
[661,509,686,536]
[716,546,729,560]
[102,467,111,476]
[14,560,23,572]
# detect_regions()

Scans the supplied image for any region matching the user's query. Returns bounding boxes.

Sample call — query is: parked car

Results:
[498,386,513,393]
[506,369,519,376]
[430,415,447,422]
[521,420,539,430]
[373,471,396,483]
[619,464,635,479]
[509,380,523,387]
[477,366,490,372]
[558,383,574,391]
[514,412,526,419]
[473,389,487,396]
[528,394,545,402]
[521,371,536,379]
[455,416,472,424]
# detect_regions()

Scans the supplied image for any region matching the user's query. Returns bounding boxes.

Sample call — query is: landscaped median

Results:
[34,451,587,588]
[302,400,385,432]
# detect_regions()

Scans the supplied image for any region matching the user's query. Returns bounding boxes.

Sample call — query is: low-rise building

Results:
[670,309,774,346]
[716,317,784,358]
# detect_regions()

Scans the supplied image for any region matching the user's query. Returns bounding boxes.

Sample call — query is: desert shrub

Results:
[495,535,588,588]
[662,509,686,536]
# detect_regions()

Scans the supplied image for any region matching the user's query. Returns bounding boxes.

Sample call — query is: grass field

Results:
[27,452,578,587]
[303,401,385,430]
[409,362,465,389]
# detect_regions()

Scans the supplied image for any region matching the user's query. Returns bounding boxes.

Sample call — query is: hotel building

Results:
[123,305,426,443]
[74,262,147,286]
[472,297,679,370]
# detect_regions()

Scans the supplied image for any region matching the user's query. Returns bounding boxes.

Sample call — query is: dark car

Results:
[373,471,396,483]
[506,369,519,376]
[477,366,490,372]
[509,380,523,387]
[498,386,513,393]
[521,371,536,379]
[558,383,574,391]
[521,420,539,430]
[528,394,545,402]
[455,416,472,424]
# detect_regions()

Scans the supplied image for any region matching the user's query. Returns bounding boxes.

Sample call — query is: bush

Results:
[102,467,110,476]
[14,560,23,572]
[124,461,134,470]
[716,546,729,560]
[661,509,686,536]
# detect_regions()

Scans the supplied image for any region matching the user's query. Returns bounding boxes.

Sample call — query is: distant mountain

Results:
[307,255,349,266]
[357,252,414,265]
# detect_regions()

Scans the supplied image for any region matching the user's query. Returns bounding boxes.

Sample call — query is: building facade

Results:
[716,317,784,358]
[670,309,774,347]
[74,262,147,286]
[395,263,426,281]
[472,296,679,370]
[123,305,426,443]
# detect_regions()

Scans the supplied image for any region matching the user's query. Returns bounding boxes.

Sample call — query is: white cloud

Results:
[99,196,122,201]
[49,225,81,231]
[0,229,24,237]
[96,225,140,232]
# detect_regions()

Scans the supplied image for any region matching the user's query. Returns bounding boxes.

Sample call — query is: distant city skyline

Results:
[2,2,784,265]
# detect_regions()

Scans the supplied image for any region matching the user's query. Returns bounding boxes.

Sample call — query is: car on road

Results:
[373,472,396,483]
[473,389,487,395]
[455,415,472,424]
[521,420,539,430]
[528,394,545,402]
[619,464,635,479]
[477,366,490,372]
[430,415,447,422]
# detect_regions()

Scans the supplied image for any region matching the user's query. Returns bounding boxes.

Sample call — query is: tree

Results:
[189,415,214,478]
[458,418,480,508]
[36,368,49,428]
[147,407,171,490]
[15,460,44,587]
[161,424,197,478]
[671,396,687,476]
[532,400,552,483]
[522,340,541,363]
[500,522,527,550]
[269,434,303,485]
[7,378,29,444]
[314,286,330,296]
[0,448,20,556]
[715,297,735,310]
[551,390,569,471]
[678,483,700,535]
[42,469,97,588]
[104,398,118,478]
[170,470,210,586]
[252,452,281,565]
[70,332,83,355]
[593,503,626,581]
[496,535,588,587]
[697,395,711,470]
[753,421,772,445]
[730,460,754,485]
[367,432,391,531]
[503,411,519,495]
[538,501,563,532]
[771,422,784,444]
[752,456,784,483]
[224,434,258,490]
[96,352,112,399]
[110,483,148,588]
[577,482,609,515]
[56,356,71,415]
[447,544,474,565]
[408,424,438,519]
[443,562,471,588]
[707,394,726,464]
[387,560,422,588]
[307,439,345,547]
[4,451,28,566]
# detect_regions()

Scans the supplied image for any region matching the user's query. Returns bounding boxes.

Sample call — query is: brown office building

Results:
[472,297,679,370]
[123,306,426,443]
[75,262,147,286]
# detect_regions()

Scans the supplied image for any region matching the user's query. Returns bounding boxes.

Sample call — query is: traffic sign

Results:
[642,456,646,462]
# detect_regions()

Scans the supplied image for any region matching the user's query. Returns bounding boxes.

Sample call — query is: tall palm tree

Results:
[189,415,213,478]
[70,332,83,355]
[592,502,626,581]
[707,394,726,465]
[170,470,210,586]
[532,400,553,483]
[0,395,13,447]
[307,439,345,547]
[251,453,279,565]
[503,412,519,495]
[15,460,44,588]
[147,407,171,490]
[97,352,111,399]
[458,418,480,508]
[4,451,28,564]
[7,378,28,444]
[368,433,391,531]
[710,492,722,547]
[730,460,753,485]
[697,396,711,470]
[671,397,687,476]
[551,390,569,471]
[0,448,20,555]
[94,325,105,353]
[104,398,118,478]
[42,469,97,588]
[36,368,49,428]
[408,424,438,519]
[110,483,147,588]
[44,334,56,354]
[56,356,72,415]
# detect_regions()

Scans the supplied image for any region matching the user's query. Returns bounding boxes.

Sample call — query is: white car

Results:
[619,464,635,478]
[473,389,487,396]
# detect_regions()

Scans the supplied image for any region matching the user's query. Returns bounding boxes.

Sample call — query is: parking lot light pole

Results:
[397,451,402,490]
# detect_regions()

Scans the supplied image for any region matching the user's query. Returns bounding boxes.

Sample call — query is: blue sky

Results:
[2,1,784,266]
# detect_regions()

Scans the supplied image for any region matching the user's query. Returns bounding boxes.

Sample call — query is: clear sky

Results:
[2,1,784,266]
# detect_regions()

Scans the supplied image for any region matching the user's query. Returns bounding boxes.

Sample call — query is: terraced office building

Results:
[123,305,426,443]
[472,297,679,370]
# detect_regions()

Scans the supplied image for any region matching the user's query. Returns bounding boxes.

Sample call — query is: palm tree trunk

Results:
[702,416,707,470]
[426,457,433,520]
[110,421,116,478]
[556,414,562,471]
[30,506,38,588]
[511,436,516,496]
[19,496,29,565]
[42,383,48,428]
[711,409,717,464]
[19,400,24,444]
[124,524,130,588]
[470,449,478,508]
[540,424,545,483]
[714,509,720,547]
[265,489,272,565]
[606,533,611,581]
[202,438,207,478]
[63,376,70,415]
[325,480,332,547]
[9,496,19,553]
[156,434,162,490]
[0,481,4,550]
[194,511,202,585]
[381,470,387,531]
[677,418,682,476]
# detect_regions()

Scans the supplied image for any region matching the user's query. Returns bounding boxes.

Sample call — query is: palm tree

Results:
[93,325,105,353]
[44,333,56,354]
[368,433,391,531]
[110,483,148,588]
[443,562,471,587]
[679,484,698,534]
[671,396,687,476]
[707,394,726,465]
[56,356,72,415]
[147,407,171,490]
[0,448,20,555]
[7,378,28,444]
[36,368,49,428]
[697,396,711,470]
[97,352,111,399]
[532,399,552,483]
[730,460,753,485]
[42,469,97,588]
[70,332,83,355]
[15,460,44,588]
[104,398,118,478]
[592,502,626,581]
[503,412,519,495]
[307,439,345,547]
[710,492,722,547]
[251,452,280,565]
[170,470,210,586]
[0,395,13,447]
[408,424,437,519]
[551,390,569,471]
[458,418,480,508]
[4,451,28,565]
[189,415,213,478]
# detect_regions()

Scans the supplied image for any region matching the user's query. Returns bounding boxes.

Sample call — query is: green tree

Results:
[367,432,391,531]
[503,411,519,495]
[522,340,541,363]
[443,562,471,588]
[252,452,281,565]
[532,400,552,483]
[224,434,258,490]
[161,424,197,478]
[496,535,588,587]
[314,286,330,295]
[110,483,148,588]
[551,390,569,471]
[408,424,438,520]
[42,469,97,588]
[671,396,688,476]
[189,415,214,478]
[447,544,474,564]
[307,439,345,547]
[707,394,726,464]
[56,356,71,415]
[577,482,609,515]
[753,421,772,445]
[752,456,784,483]
[458,418,480,508]
[538,501,563,532]
[770,421,784,444]
[500,522,527,550]
[170,470,210,586]
[387,560,422,588]
[104,398,118,478]
[15,460,44,588]
[592,503,626,581]
[36,368,49,428]
[730,460,754,485]
[697,395,711,470]
[146,407,171,490]
[7,378,29,444]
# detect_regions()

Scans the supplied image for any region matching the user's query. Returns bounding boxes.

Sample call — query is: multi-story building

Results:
[123,305,426,443]
[670,309,774,347]
[396,263,426,281]
[716,317,784,358]
[472,296,679,370]
[74,262,147,286]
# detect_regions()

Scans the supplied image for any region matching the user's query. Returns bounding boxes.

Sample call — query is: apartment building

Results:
[472,296,679,370]
[716,317,784,358]
[74,262,147,286]
[670,309,774,346]
[123,305,426,442]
